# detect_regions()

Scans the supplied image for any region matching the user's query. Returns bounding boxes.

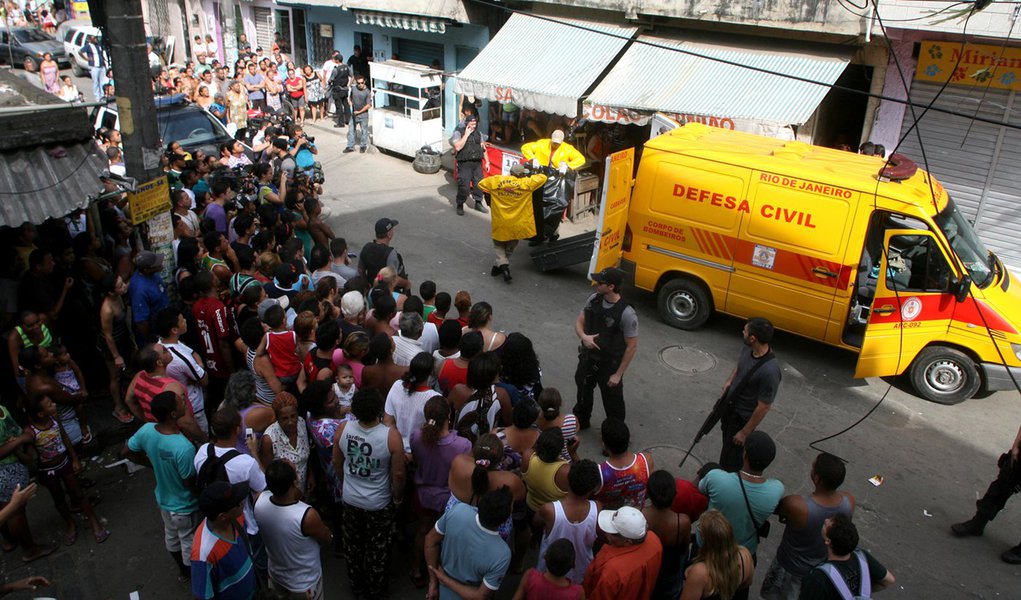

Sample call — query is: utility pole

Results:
[91,0,162,182]
[89,0,176,288]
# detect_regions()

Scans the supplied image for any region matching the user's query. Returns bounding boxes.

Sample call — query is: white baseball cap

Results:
[597,506,647,540]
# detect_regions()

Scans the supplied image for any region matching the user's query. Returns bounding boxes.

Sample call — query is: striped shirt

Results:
[190,518,257,600]
[133,372,176,421]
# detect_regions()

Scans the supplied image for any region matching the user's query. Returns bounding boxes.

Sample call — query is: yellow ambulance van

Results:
[610,123,1021,404]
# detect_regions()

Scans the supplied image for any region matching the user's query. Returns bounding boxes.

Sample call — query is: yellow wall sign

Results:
[916,41,1021,92]
[129,176,171,225]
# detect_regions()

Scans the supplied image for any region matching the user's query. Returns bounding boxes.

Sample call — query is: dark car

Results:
[91,94,251,159]
[0,27,69,71]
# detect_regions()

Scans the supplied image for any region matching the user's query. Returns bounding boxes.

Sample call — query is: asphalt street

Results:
[4,66,1020,599]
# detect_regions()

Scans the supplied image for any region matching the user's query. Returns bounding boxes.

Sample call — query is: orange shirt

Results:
[583,532,663,600]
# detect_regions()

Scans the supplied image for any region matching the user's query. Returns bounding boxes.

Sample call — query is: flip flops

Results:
[93,529,111,544]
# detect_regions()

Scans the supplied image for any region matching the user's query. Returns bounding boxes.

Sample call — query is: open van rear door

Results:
[587,147,635,276]
[855,229,958,379]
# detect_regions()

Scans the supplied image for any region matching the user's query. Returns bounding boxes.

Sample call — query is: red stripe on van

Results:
[713,232,733,261]
[692,228,713,257]
[732,239,846,290]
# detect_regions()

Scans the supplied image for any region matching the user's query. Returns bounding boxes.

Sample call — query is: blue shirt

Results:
[697,469,784,555]
[434,502,511,599]
[128,271,170,325]
[191,518,257,600]
[127,423,199,513]
[243,73,264,100]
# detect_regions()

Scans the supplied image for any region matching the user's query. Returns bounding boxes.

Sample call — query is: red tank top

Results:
[437,359,468,396]
[266,330,302,378]
[134,372,185,422]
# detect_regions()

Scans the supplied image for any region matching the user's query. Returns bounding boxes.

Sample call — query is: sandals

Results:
[93,529,111,544]
[21,544,55,563]
[112,410,135,424]
[64,527,78,546]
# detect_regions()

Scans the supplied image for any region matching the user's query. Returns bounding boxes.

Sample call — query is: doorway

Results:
[812,65,873,150]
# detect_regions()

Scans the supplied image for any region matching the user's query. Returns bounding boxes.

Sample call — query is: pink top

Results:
[331,350,365,387]
[522,569,583,600]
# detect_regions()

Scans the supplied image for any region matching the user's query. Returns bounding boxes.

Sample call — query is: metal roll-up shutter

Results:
[253,7,274,52]
[974,93,1021,268]
[394,38,444,68]
[897,81,1021,269]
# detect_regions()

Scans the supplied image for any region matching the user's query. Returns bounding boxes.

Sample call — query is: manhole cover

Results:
[658,345,717,375]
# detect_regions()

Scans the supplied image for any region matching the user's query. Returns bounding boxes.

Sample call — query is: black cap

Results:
[465,114,479,123]
[375,218,398,238]
[590,267,624,287]
[744,431,777,469]
[199,481,249,519]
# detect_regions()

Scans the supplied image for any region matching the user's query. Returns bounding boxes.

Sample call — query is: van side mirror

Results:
[954,275,972,303]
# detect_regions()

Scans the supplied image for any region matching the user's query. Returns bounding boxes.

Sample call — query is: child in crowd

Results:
[50,343,93,446]
[332,363,357,420]
[23,394,109,545]
[512,538,583,599]
[428,291,451,326]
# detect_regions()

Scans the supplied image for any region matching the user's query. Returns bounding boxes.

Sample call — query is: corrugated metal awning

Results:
[353,8,448,33]
[0,139,107,228]
[455,13,637,118]
[585,36,850,127]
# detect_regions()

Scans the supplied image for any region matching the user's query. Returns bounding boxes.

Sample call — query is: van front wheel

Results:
[909,347,980,405]
[658,278,712,330]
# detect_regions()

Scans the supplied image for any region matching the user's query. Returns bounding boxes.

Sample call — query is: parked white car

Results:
[57,19,104,77]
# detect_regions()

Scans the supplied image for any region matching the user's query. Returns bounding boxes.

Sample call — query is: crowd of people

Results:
[0,10,912,598]
[0,175,897,600]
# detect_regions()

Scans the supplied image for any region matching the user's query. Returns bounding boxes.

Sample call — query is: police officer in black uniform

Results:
[451,112,488,216]
[951,422,1021,564]
[358,217,410,290]
[573,267,639,428]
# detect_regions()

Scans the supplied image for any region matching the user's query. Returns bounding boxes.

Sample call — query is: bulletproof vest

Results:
[583,295,628,361]
[457,129,484,163]
[360,241,394,282]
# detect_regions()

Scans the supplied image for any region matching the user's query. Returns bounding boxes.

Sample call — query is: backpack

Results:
[196,443,241,491]
[819,550,872,600]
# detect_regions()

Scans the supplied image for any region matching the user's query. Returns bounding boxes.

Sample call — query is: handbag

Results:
[738,474,771,539]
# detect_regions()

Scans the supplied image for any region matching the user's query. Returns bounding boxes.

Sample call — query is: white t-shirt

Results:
[194,443,267,535]
[161,339,206,420]
[192,41,208,59]
[384,379,434,453]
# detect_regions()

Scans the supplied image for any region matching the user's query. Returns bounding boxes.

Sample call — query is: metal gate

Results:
[310,24,334,66]
[394,38,443,67]
[147,0,171,37]
[898,81,1021,270]
[253,6,274,52]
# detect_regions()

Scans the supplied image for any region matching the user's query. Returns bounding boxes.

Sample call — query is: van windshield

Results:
[934,198,996,288]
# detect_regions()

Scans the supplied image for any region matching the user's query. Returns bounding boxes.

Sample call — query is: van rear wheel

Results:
[909,346,980,405]
[658,278,712,330]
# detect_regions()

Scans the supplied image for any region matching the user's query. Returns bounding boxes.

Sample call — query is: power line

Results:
[464,0,1021,131]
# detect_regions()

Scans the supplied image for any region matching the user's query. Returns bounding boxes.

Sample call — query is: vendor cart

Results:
[369,60,443,157]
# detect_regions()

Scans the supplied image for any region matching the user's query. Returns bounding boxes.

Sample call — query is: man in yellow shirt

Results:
[478,163,547,283]
[521,129,586,245]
